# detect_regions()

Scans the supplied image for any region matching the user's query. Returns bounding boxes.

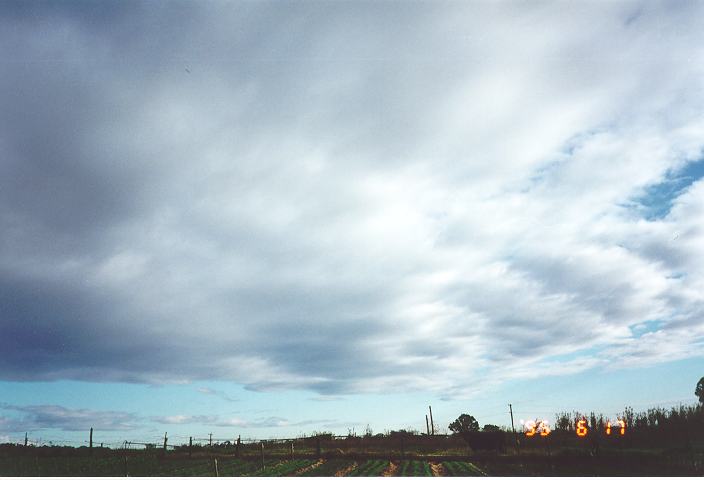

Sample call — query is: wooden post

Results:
[209,433,213,447]
[425,415,430,435]
[163,432,168,455]
[213,457,219,477]
[189,436,193,457]
[24,433,28,447]
[260,442,265,470]
[236,435,241,458]
[89,428,93,452]
[290,441,294,461]
[429,406,435,435]
[509,404,520,456]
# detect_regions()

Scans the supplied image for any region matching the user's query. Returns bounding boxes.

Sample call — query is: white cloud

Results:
[0,1,703,398]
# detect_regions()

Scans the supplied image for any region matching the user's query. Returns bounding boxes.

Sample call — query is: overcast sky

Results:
[1,0,703,444]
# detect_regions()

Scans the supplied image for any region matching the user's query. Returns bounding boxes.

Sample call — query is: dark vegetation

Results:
[297,458,355,476]
[398,459,432,476]
[441,460,487,476]
[347,459,388,476]
[448,414,479,434]
[1,402,703,476]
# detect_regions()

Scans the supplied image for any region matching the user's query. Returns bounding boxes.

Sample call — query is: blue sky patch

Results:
[633,158,704,220]
[629,320,663,338]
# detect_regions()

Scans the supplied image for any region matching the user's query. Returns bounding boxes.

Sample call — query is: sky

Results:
[1,0,703,447]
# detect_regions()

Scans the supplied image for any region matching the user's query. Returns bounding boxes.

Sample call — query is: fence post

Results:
[89,428,93,454]
[163,432,168,456]
[290,441,294,461]
[260,442,265,470]
[236,435,241,458]
[189,436,193,457]
[509,404,520,456]
[429,406,435,435]
[214,457,219,477]
[24,433,28,447]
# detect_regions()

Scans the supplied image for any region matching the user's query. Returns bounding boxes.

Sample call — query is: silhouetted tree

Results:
[696,376,704,403]
[448,414,479,434]
[482,424,501,432]
[555,411,572,431]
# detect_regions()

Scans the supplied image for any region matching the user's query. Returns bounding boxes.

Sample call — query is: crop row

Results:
[298,459,356,476]
[442,461,487,477]
[398,460,433,476]
[1,456,495,477]
[347,459,389,476]
[249,459,315,477]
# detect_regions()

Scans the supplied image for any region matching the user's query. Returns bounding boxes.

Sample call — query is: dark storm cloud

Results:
[0,403,140,432]
[1,0,704,398]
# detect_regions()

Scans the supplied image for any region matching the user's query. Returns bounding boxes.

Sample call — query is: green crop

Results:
[248,459,314,476]
[442,461,487,477]
[398,460,432,476]
[297,459,355,476]
[347,459,389,477]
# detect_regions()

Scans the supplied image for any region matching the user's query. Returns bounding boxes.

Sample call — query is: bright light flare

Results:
[576,419,588,437]
[524,419,550,437]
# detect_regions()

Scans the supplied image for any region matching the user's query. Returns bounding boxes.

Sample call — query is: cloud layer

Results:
[0,403,139,432]
[0,403,336,433]
[1,1,703,398]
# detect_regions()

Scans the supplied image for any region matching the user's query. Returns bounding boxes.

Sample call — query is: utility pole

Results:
[209,433,213,447]
[425,415,430,435]
[429,406,435,435]
[509,404,520,455]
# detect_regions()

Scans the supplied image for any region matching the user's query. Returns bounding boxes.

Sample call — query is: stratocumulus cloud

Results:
[0,404,140,432]
[0,403,334,432]
[1,1,703,398]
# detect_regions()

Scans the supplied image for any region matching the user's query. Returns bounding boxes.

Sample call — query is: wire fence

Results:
[4,398,700,451]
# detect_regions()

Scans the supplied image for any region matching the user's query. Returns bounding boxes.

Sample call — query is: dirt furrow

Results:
[429,462,447,477]
[381,461,398,477]
[289,459,324,476]
[334,462,358,477]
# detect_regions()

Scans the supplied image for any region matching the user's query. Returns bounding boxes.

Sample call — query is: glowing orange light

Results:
[606,421,611,435]
[576,419,588,437]
[525,420,536,437]
[539,420,551,436]
[618,419,626,435]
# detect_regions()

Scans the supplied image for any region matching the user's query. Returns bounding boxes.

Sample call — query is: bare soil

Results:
[429,462,447,477]
[334,461,358,476]
[289,459,324,476]
[381,461,398,476]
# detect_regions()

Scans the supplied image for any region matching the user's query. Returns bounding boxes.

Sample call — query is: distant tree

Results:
[555,412,572,431]
[696,377,704,403]
[482,424,501,432]
[448,414,479,434]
